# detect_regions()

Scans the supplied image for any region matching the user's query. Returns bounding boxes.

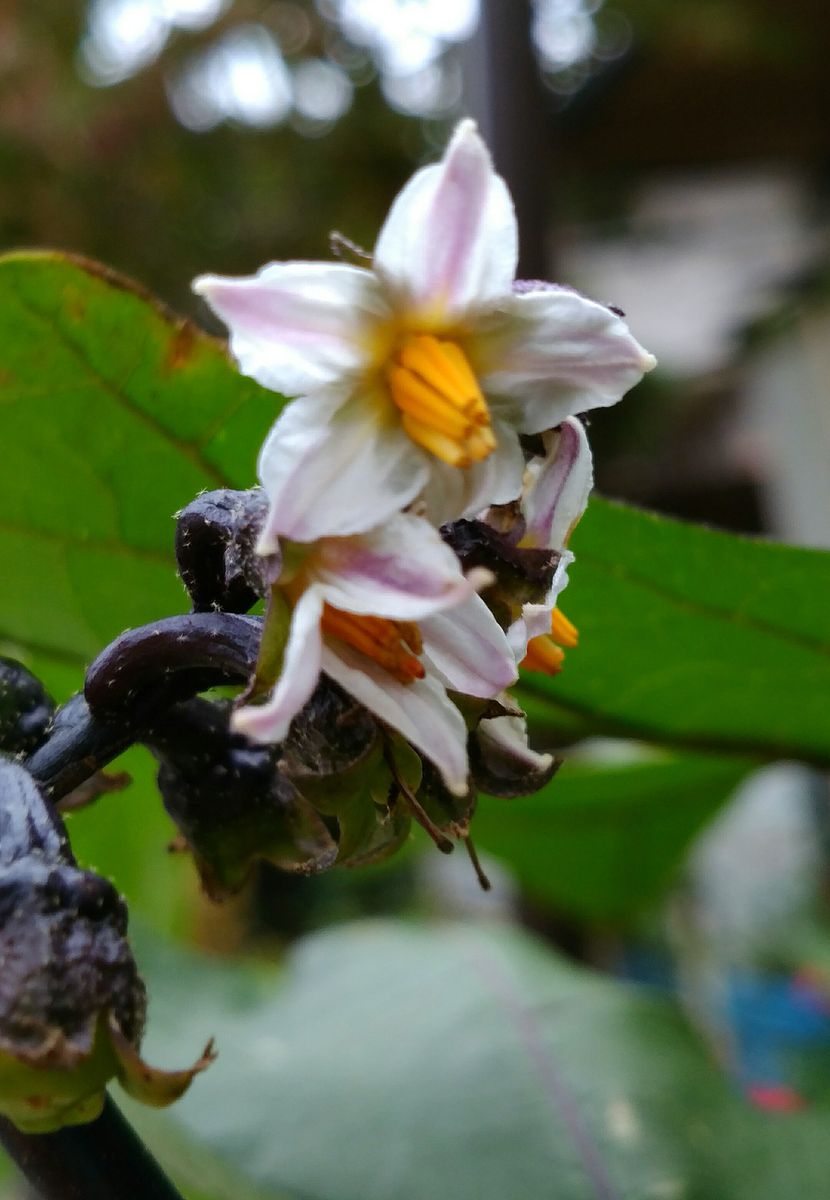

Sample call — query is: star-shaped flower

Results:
[233,511,517,795]
[194,119,655,547]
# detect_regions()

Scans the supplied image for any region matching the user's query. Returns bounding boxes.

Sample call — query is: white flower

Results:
[194,119,656,546]
[232,511,518,795]
[503,416,593,675]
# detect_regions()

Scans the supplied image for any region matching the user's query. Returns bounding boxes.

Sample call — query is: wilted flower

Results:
[232,511,517,796]
[194,120,655,546]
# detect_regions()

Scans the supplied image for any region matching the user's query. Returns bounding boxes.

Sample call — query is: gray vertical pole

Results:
[461,0,553,279]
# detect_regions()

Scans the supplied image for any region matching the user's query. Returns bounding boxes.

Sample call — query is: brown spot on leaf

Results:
[165,321,198,372]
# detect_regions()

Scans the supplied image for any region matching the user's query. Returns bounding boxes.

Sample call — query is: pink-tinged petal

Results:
[483,287,657,432]
[522,417,593,550]
[193,263,385,394]
[312,512,478,620]
[232,588,324,743]
[420,593,518,698]
[374,119,518,318]
[322,644,470,795]
[477,713,554,776]
[257,394,430,546]
[418,418,525,526]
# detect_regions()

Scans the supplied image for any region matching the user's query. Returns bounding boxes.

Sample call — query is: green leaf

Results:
[0,251,276,934]
[129,920,830,1200]
[2,251,829,777]
[0,250,273,671]
[520,497,830,765]
[473,752,752,920]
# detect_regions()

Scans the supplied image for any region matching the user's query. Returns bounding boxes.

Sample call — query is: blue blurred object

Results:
[727,971,830,1095]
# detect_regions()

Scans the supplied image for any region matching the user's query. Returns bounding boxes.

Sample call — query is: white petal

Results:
[506,613,530,664]
[421,593,518,698]
[193,263,385,394]
[506,559,573,662]
[322,644,470,795]
[257,393,430,546]
[506,607,543,664]
[417,418,525,526]
[374,119,518,318]
[312,512,477,619]
[231,588,324,743]
[477,713,554,775]
[522,417,593,550]
[545,550,574,608]
[483,287,657,431]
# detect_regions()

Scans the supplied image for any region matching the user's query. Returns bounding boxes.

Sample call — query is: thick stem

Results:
[0,1097,184,1200]
[2,614,264,1197]
[26,612,263,801]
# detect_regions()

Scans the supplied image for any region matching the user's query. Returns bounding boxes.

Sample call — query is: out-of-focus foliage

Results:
[474,752,753,921]
[0,3,414,314]
[125,920,830,1200]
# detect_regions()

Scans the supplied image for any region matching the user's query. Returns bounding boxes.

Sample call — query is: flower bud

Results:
[175,488,270,613]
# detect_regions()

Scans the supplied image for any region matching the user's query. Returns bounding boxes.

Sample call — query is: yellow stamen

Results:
[387,334,494,467]
[521,635,565,676]
[321,605,424,685]
[551,608,579,649]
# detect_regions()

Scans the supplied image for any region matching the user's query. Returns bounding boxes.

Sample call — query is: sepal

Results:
[148,699,337,900]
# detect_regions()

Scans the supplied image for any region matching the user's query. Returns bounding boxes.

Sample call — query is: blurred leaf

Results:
[473,752,752,920]
[521,498,830,765]
[127,920,830,1200]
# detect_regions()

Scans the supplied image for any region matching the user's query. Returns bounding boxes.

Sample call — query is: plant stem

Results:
[26,612,262,801]
[0,1097,185,1200]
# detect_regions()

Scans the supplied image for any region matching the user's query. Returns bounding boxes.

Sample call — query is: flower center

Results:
[385,334,496,468]
[521,607,579,676]
[320,604,425,685]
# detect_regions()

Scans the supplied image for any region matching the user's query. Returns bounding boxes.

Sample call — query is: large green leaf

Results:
[520,497,830,765]
[0,251,277,934]
[474,752,752,920]
[126,920,830,1200]
[0,250,274,673]
[2,251,829,770]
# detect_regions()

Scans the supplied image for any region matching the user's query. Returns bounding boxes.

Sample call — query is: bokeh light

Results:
[168,23,293,131]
